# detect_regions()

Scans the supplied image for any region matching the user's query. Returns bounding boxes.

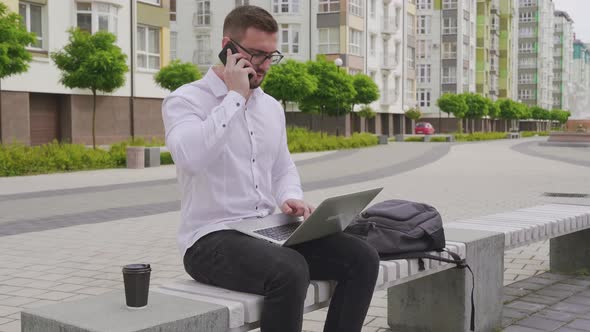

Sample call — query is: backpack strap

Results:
[380,250,476,331]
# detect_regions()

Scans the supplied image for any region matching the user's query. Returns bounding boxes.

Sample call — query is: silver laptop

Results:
[227,188,383,247]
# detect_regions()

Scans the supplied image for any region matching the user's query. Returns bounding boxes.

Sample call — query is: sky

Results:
[553,0,590,42]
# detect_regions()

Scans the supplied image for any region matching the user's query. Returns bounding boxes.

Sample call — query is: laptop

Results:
[227,188,383,247]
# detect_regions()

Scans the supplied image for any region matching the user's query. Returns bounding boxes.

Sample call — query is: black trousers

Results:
[183,230,380,332]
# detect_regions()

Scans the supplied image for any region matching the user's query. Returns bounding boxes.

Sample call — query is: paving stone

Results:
[527,277,559,286]
[537,289,577,300]
[511,281,550,291]
[533,309,577,322]
[562,279,590,287]
[549,302,590,315]
[520,294,563,306]
[503,325,550,332]
[0,320,20,332]
[517,316,567,331]
[505,287,533,297]
[565,319,590,331]
[537,273,572,282]
[547,284,588,293]
[504,295,519,304]
[564,296,590,306]
[555,328,590,332]
[503,307,535,319]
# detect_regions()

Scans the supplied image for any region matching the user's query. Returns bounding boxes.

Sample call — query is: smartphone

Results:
[218,42,253,80]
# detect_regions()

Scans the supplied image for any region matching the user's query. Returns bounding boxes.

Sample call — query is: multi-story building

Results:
[570,40,590,119]
[498,0,518,99]
[517,0,554,109]
[2,0,171,145]
[475,0,500,100]
[172,0,409,136]
[414,0,477,127]
[405,0,417,121]
[552,10,573,110]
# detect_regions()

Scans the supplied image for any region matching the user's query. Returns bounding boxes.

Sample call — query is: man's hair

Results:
[223,5,278,40]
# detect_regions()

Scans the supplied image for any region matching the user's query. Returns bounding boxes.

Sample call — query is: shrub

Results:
[454,132,507,141]
[287,126,377,153]
[404,136,424,142]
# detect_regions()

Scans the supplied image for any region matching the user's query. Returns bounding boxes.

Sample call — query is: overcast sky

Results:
[553,0,590,42]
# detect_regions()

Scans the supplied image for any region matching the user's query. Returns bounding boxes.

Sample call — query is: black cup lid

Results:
[123,263,150,270]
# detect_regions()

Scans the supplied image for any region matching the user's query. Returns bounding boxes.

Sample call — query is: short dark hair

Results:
[223,5,278,40]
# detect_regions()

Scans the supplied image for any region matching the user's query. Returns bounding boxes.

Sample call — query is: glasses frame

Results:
[230,39,284,65]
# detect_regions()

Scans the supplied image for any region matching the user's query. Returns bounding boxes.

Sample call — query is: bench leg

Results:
[550,228,590,274]
[387,230,504,332]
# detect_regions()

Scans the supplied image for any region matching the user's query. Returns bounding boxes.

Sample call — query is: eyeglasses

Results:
[230,39,284,65]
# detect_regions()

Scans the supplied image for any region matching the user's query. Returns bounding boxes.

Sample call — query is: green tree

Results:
[300,56,356,135]
[487,99,501,132]
[497,99,520,131]
[463,93,489,133]
[52,28,128,149]
[357,105,376,132]
[351,73,379,109]
[262,59,317,110]
[436,93,468,133]
[154,60,202,91]
[405,107,422,134]
[551,109,570,130]
[0,2,36,143]
[530,106,548,132]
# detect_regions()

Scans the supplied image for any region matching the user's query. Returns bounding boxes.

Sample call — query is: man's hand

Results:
[281,199,315,220]
[223,49,256,99]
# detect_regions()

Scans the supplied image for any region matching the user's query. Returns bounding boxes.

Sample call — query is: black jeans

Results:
[183,230,380,332]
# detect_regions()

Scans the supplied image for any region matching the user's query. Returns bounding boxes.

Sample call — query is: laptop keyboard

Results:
[254,223,300,241]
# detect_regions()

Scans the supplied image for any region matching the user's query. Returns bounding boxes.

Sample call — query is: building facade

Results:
[570,41,590,119]
[552,10,573,110]
[1,0,171,145]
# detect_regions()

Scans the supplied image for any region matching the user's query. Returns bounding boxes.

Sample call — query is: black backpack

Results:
[345,199,475,331]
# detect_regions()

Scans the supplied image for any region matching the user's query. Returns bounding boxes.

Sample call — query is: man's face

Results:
[229,28,278,89]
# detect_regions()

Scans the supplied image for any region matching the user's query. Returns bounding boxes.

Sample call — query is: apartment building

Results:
[2,0,170,145]
[570,41,590,119]
[552,10,573,110]
[498,0,518,99]
[414,0,478,123]
[517,0,554,109]
[475,0,499,100]
[171,0,409,136]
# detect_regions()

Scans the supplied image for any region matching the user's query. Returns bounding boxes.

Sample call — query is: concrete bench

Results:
[506,132,521,139]
[21,203,590,332]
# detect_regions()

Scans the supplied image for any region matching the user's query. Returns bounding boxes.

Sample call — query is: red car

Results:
[414,122,436,135]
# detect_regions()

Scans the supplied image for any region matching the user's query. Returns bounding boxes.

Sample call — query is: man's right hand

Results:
[223,49,256,99]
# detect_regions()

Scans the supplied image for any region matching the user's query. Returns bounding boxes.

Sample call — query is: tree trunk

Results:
[505,120,508,132]
[92,89,97,150]
[457,119,463,134]
[0,79,2,145]
[282,100,287,111]
[320,111,324,138]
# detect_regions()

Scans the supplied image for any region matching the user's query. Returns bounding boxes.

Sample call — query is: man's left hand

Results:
[281,199,315,220]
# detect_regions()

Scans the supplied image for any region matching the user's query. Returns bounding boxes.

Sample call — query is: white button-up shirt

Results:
[162,68,303,257]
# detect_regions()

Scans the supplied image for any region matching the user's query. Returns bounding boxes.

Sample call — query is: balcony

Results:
[193,49,213,65]
[442,52,457,60]
[490,63,498,72]
[381,56,397,69]
[380,93,397,105]
[443,27,458,35]
[519,62,538,69]
[442,77,457,84]
[381,17,397,34]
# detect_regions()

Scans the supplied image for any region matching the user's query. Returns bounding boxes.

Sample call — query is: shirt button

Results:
[252,159,255,163]
[250,131,253,135]
[255,206,258,210]
[255,185,258,189]
[236,102,241,107]
[222,124,226,128]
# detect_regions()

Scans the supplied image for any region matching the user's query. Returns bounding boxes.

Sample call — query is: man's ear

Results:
[221,36,231,48]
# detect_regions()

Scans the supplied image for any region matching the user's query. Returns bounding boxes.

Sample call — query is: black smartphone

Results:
[218,42,253,79]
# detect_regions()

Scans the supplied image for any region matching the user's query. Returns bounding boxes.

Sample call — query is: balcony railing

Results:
[442,77,457,84]
[442,52,457,59]
[443,27,458,35]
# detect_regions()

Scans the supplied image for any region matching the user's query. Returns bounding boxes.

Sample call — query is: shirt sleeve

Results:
[163,91,246,176]
[271,115,303,206]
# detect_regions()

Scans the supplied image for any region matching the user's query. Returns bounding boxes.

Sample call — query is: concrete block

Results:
[445,135,455,142]
[387,228,504,332]
[378,135,389,145]
[550,228,590,274]
[394,134,405,142]
[144,147,161,168]
[423,135,431,142]
[126,147,145,169]
[21,291,228,332]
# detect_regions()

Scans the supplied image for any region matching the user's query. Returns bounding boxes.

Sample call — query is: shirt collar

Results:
[205,66,264,99]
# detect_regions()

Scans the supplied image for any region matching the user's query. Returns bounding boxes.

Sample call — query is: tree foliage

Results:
[404,107,422,121]
[351,73,379,106]
[154,60,202,91]
[0,2,36,79]
[262,59,317,110]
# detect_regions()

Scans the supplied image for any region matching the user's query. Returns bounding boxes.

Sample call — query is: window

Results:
[442,0,458,9]
[443,17,457,34]
[370,0,376,18]
[170,0,176,21]
[318,27,339,53]
[407,46,415,68]
[349,29,362,56]
[442,66,457,84]
[195,34,212,64]
[519,42,534,53]
[416,40,430,59]
[280,24,300,54]
[137,25,160,70]
[519,11,534,23]
[417,64,431,83]
[442,42,457,59]
[273,0,299,14]
[318,0,339,13]
[417,15,430,34]
[518,89,533,100]
[196,1,210,25]
[235,0,249,6]
[417,89,431,107]
[520,0,535,7]
[170,31,177,60]
[77,2,119,35]
[416,0,432,10]
[406,79,415,102]
[395,7,402,29]
[369,34,376,56]
[519,26,535,38]
[407,14,415,35]
[518,73,534,84]
[19,2,43,49]
[139,0,161,5]
[349,0,363,17]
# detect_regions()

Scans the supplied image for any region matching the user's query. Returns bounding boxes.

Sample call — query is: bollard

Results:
[144,147,161,168]
[126,146,145,169]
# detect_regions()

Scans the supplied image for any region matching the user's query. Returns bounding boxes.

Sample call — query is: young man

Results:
[162,5,380,332]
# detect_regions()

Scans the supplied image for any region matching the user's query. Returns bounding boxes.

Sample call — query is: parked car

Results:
[415,122,436,135]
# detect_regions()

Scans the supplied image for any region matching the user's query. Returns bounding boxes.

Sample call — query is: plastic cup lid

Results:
[123,264,151,271]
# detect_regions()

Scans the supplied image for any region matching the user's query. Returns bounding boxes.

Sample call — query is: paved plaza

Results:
[0,137,589,331]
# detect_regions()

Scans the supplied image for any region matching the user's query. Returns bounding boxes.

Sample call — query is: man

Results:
[162,5,379,332]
